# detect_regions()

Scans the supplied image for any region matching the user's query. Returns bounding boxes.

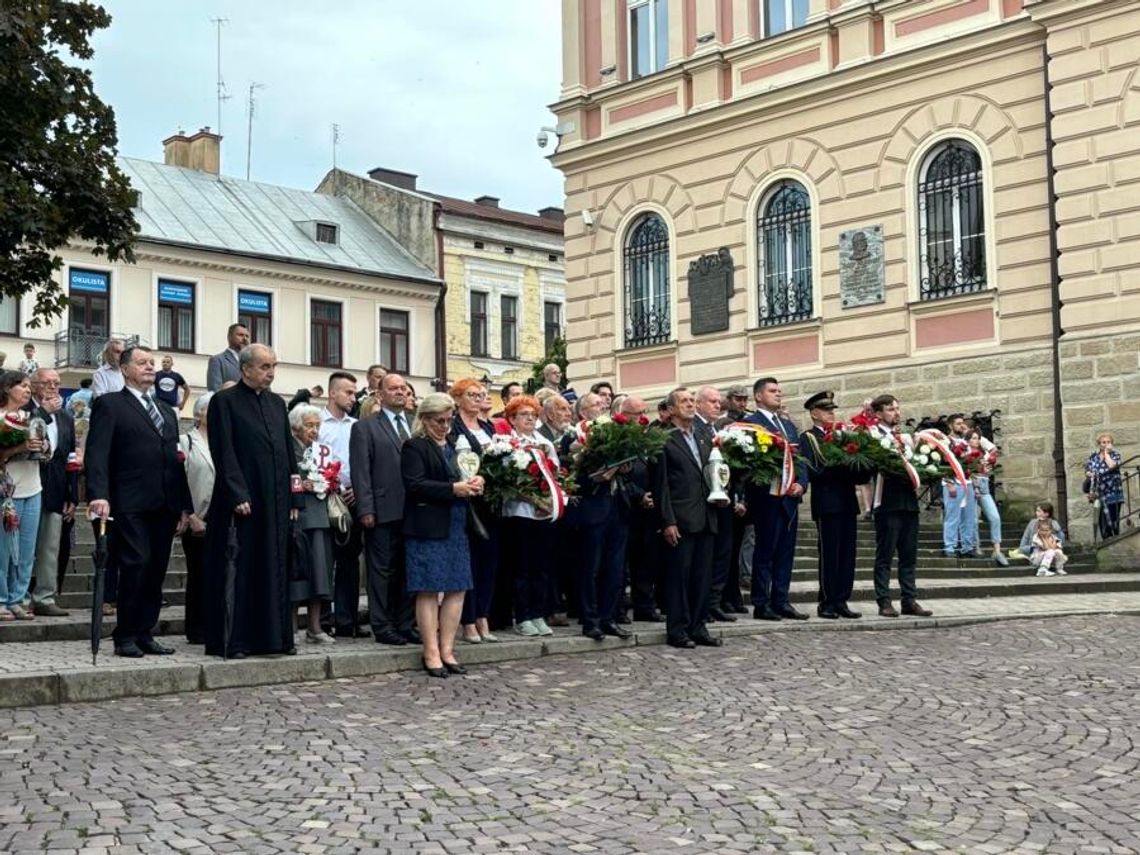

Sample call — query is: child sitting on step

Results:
[1019,502,1067,576]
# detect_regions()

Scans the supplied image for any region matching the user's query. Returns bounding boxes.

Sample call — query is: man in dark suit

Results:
[86,346,192,658]
[28,369,77,616]
[205,323,249,391]
[800,391,868,620]
[350,372,418,645]
[745,376,809,621]
[653,387,723,649]
[869,395,933,618]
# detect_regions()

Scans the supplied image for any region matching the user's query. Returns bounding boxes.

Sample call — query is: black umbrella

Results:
[223,519,239,660]
[89,518,109,666]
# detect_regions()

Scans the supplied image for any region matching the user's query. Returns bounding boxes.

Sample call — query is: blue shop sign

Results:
[69,269,109,294]
[238,291,271,314]
[158,281,194,304]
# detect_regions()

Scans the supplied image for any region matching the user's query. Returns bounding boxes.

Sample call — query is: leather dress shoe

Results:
[901,600,933,617]
[633,610,665,622]
[728,604,750,614]
[616,611,632,625]
[754,606,782,621]
[667,636,696,649]
[442,660,468,675]
[375,631,408,645]
[691,632,723,647]
[114,640,145,658]
[816,606,840,619]
[708,607,737,623]
[401,629,422,644]
[879,602,900,618]
[33,602,70,617]
[138,638,175,655]
[601,622,631,640]
[422,660,448,679]
[547,614,570,627]
[836,604,862,619]
[583,627,605,641]
[776,605,809,621]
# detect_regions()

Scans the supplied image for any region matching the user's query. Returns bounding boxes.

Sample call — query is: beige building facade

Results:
[550,0,1140,535]
[0,132,441,409]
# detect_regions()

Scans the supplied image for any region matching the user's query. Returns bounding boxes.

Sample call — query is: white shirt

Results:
[91,364,124,398]
[316,406,356,484]
[382,407,411,441]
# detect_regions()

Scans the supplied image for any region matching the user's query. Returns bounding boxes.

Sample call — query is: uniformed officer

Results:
[800,391,868,619]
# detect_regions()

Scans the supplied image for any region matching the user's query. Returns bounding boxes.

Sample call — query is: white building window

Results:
[918,139,987,300]
[762,0,809,37]
[623,213,671,348]
[629,0,668,79]
[757,181,813,326]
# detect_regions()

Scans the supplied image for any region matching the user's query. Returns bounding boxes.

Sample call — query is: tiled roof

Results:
[426,193,565,236]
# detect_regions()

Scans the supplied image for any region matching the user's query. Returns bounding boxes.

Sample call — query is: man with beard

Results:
[203,344,299,657]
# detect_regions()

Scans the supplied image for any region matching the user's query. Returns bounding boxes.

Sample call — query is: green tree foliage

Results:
[528,335,568,393]
[0,2,137,326]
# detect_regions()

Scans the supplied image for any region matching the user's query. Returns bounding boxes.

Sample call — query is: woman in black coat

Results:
[402,393,485,678]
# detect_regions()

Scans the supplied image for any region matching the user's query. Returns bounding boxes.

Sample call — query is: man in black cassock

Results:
[203,344,299,658]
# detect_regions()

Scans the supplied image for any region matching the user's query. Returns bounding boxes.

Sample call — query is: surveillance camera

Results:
[537,130,549,149]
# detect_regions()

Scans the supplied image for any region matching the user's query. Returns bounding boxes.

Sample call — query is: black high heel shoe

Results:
[442,660,468,675]
[423,659,449,679]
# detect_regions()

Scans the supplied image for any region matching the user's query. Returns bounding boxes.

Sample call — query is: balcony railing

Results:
[54,331,142,369]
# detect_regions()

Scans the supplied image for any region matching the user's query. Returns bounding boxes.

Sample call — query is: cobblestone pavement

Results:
[2,615,1139,855]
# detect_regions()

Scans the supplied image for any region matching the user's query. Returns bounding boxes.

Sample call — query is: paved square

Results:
[2,615,1139,854]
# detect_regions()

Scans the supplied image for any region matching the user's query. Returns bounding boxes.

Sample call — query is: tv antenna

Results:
[209,17,230,137]
[331,123,341,169]
[245,81,266,180]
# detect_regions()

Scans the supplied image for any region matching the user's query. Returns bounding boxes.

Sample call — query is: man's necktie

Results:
[395,414,410,443]
[143,394,164,433]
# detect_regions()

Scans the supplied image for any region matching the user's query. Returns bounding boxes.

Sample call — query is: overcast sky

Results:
[91,0,565,214]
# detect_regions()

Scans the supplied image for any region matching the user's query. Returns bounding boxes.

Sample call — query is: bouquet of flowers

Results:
[570,412,668,478]
[878,428,968,488]
[298,447,343,500]
[713,423,793,489]
[953,439,1000,477]
[0,411,29,449]
[480,435,574,520]
[802,423,907,476]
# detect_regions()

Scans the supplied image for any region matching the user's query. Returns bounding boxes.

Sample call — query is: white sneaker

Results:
[515,620,540,637]
[1036,567,1055,577]
[305,630,335,644]
[532,617,554,636]
[1054,565,1067,576]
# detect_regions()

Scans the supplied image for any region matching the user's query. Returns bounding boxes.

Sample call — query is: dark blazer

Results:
[206,349,241,391]
[350,410,406,524]
[84,388,191,515]
[744,409,809,516]
[802,425,870,519]
[34,404,77,514]
[449,413,495,454]
[653,427,716,536]
[401,436,462,539]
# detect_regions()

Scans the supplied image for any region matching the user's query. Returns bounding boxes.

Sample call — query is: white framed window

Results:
[628,0,668,79]
[917,139,987,300]
[623,213,671,348]
[761,0,809,38]
[757,181,813,327]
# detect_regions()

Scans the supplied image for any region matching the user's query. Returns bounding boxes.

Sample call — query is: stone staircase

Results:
[2,510,1136,644]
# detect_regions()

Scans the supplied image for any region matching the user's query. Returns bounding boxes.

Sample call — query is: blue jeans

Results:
[973,477,1002,545]
[942,481,978,553]
[0,495,43,607]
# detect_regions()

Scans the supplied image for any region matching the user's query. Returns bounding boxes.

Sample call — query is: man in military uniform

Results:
[800,391,867,619]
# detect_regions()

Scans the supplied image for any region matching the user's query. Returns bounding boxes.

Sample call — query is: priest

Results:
[203,344,300,658]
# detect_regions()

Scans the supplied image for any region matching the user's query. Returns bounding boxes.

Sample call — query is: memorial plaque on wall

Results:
[839,225,885,308]
[688,247,735,335]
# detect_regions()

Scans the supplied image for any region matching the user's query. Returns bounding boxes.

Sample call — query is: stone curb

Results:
[2,607,1138,710]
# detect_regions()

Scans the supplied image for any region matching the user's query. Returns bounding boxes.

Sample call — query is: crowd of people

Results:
[0,326,1114,675]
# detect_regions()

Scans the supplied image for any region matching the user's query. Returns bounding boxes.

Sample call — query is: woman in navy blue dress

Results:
[402,393,485,678]
[1086,431,1124,539]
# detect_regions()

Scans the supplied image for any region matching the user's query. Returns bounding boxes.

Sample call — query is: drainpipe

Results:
[1042,43,1069,530]
[433,201,447,392]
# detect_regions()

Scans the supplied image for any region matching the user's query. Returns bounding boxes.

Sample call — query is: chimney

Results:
[162,131,191,168]
[367,167,418,191]
[538,206,565,224]
[186,127,221,175]
[474,195,500,208]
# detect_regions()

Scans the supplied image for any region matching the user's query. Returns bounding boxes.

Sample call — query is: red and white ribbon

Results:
[915,428,968,486]
[529,446,567,522]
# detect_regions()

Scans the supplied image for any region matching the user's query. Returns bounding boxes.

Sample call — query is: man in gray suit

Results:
[206,323,250,391]
[349,373,417,646]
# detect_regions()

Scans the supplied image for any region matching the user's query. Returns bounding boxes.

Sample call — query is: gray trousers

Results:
[31,512,62,606]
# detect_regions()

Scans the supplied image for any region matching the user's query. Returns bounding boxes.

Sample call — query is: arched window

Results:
[757,180,813,327]
[623,213,671,348]
[918,139,987,300]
